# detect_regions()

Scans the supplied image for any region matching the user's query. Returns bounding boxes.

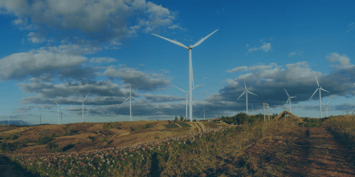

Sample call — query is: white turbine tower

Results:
[200,105,208,120]
[152,29,218,122]
[309,73,330,118]
[237,81,257,115]
[122,85,142,121]
[172,85,201,119]
[77,92,91,123]
[322,100,330,117]
[284,88,296,113]
[54,101,61,125]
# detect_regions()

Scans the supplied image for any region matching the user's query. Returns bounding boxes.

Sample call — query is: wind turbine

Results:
[200,105,208,120]
[122,85,142,121]
[284,88,296,113]
[322,100,330,117]
[172,84,201,119]
[152,29,218,122]
[237,81,257,115]
[77,92,91,123]
[309,73,330,118]
[54,101,61,125]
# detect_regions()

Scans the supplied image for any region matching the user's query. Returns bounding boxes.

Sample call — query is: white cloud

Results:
[226,66,248,73]
[246,42,272,54]
[346,22,354,33]
[27,32,45,43]
[0,0,181,46]
[168,24,186,31]
[260,42,271,52]
[246,44,249,47]
[288,52,297,57]
[326,52,353,69]
[89,57,117,64]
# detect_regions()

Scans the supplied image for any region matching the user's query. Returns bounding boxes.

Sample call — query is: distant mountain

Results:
[0,120,34,126]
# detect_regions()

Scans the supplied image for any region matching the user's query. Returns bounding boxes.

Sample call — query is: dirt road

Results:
[284,127,355,176]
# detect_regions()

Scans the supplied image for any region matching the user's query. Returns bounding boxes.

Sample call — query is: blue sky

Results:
[0,0,354,125]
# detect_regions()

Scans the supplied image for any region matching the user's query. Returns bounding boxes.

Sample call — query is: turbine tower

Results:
[200,105,208,120]
[322,100,330,117]
[237,81,257,115]
[54,101,61,125]
[309,73,330,118]
[172,85,201,119]
[284,88,296,113]
[152,29,218,122]
[77,92,91,123]
[122,85,141,121]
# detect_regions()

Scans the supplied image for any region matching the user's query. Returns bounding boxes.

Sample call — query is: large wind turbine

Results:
[237,81,257,115]
[54,101,61,125]
[284,88,296,113]
[152,29,218,122]
[172,85,201,119]
[322,100,330,117]
[309,73,330,118]
[77,92,91,123]
[122,85,141,121]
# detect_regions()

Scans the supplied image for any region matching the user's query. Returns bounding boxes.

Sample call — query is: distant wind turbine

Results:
[237,81,257,115]
[172,84,201,119]
[322,100,330,117]
[152,29,218,122]
[77,92,91,123]
[309,73,330,118]
[200,105,208,120]
[122,85,142,121]
[284,88,296,113]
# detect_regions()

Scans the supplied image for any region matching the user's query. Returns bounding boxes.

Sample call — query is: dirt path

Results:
[285,127,355,177]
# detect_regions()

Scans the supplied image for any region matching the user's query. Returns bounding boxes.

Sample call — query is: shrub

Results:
[77,142,81,145]
[52,133,56,137]
[70,129,79,134]
[87,136,95,142]
[10,134,20,140]
[193,119,196,122]
[130,127,135,131]
[37,137,54,145]
[102,137,108,143]
[117,126,121,129]
[174,117,179,123]
[180,116,184,121]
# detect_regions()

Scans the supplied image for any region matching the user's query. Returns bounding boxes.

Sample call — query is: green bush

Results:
[193,119,196,122]
[70,129,78,134]
[174,117,179,123]
[87,136,95,142]
[130,127,135,131]
[102,137,108,143]
[37,137,54,145]
[180,116,184,121]
[0,142,17,152]
[52,133,56,137]
[117,126,121,129]
[77,142,81,145]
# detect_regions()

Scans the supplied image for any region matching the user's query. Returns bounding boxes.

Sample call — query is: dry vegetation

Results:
[0,115,354,176]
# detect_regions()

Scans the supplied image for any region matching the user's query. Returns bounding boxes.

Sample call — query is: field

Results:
[0,114,354,177]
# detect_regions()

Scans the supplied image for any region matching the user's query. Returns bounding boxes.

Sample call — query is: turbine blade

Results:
[122,97,129,104]
[286,98,289,105]
[327,100,330,105]
[200,110,204,115]
[83,92,91,101]
[151,33,189,49]
[284,88,289,97]
[290,96,296,98]
[320,88,330,93]
[314,73,319,87]
[237,92,246,100]
[172,85,186,92]
[309,88,319,100]
[132,96,141,101]
[244,81,247,90]
[247,91,257,96]
[191,29,218,48]
[55,101,59,107]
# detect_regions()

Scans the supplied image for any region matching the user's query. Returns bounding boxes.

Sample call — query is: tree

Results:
[180,116,184,121]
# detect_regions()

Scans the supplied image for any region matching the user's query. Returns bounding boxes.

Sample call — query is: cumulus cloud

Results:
[226,66,248,73]
[0,0,181,46]
[246,44,249,47]
[326,52,352,69]
[289,52,297,57]
[102,67,171,92]
[143,94,185,102]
